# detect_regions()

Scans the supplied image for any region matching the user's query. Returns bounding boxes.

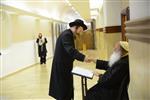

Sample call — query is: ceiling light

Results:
[71,7,75,11]
[65,0,72,6]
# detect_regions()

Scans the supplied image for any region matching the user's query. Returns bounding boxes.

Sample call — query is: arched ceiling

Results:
[1,0,91,22]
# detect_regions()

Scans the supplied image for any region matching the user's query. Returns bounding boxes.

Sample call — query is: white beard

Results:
[108,51,121,67]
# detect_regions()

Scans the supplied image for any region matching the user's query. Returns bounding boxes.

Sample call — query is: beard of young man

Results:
[108,49,122,67]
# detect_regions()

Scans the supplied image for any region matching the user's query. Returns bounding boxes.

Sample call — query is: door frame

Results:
[121,7,130,41]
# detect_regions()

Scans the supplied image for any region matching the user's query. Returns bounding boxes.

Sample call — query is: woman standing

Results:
[36,33,47,64]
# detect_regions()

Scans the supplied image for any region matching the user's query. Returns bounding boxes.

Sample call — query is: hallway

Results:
[1,59,52,99]
[1,0,150,100]
[1,50,105,100]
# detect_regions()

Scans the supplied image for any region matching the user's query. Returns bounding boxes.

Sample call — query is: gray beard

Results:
[108,51,121,67]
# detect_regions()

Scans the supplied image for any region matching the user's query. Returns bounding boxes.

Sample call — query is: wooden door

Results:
[121,7,130,41]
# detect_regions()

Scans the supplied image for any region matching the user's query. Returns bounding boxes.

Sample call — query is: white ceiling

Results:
[68,0,90,20]
[1,0,92,22]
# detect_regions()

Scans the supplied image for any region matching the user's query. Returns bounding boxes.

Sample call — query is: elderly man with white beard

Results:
[85,41,129,100]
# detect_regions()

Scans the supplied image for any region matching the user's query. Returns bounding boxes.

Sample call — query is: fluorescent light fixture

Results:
[75,11,80,16]
[75,11,78,14]
[64,0,81,19]
[68,3,72,6]
[71,6,81,17]
[71,7,76,11]
[65,0,72,6]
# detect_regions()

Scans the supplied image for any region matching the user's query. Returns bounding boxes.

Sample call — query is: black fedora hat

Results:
[69,19,87,30]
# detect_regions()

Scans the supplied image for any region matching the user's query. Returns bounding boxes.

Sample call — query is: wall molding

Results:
[96,26,121,33]
[125,17,150,43]
[96,28,103,32]
[104,26,121,33]
[0,57,53,79]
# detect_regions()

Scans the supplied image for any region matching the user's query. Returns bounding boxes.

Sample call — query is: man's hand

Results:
[93,71,100,77]
[84,57,97,63]
[93,71,103,77]
[90,58,97,63]
[84,57,92,63]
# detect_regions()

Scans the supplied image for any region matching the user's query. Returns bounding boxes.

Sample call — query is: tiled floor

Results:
[0,50,105,100]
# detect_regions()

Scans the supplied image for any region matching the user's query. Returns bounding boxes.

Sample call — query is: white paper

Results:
[72,67,93,79]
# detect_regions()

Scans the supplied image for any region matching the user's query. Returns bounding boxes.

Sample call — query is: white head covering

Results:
[119,41,129,52]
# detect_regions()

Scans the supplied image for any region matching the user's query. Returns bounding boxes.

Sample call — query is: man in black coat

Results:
[49,19,91,100]
[36,33,47,64]
[85,41,130,100]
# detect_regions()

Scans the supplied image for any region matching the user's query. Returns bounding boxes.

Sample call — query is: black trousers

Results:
[85,84,101,100]
[40,56,46,64]
[56,97,73,100]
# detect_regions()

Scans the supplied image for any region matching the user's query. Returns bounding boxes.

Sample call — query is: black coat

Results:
[36,38,47,57]
[49,29,85,99]
[86,55,129,100]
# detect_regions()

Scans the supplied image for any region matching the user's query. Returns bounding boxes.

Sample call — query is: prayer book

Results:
[72,67,94,79]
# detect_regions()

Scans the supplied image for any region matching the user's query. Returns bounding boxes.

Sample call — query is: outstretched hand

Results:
[93,71,103,77]
[84,57,97,63]
[93,71,100,77]
[84,57,92,63]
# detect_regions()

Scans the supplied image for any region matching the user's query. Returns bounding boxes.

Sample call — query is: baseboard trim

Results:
[0,57,53,79]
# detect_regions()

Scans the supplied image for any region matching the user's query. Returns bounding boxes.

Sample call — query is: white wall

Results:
[0,40,36,77]
[129,0,150,19]
[0,10,12,48]
[103,0,122,26]
[0,9,55,78]
[149,0,150,16]
[96,9,104,28]
[128,40,150,100]
[127,0,150,99]
[0,38,53,78]
[46,37,53,58]
[121,0,129,9]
